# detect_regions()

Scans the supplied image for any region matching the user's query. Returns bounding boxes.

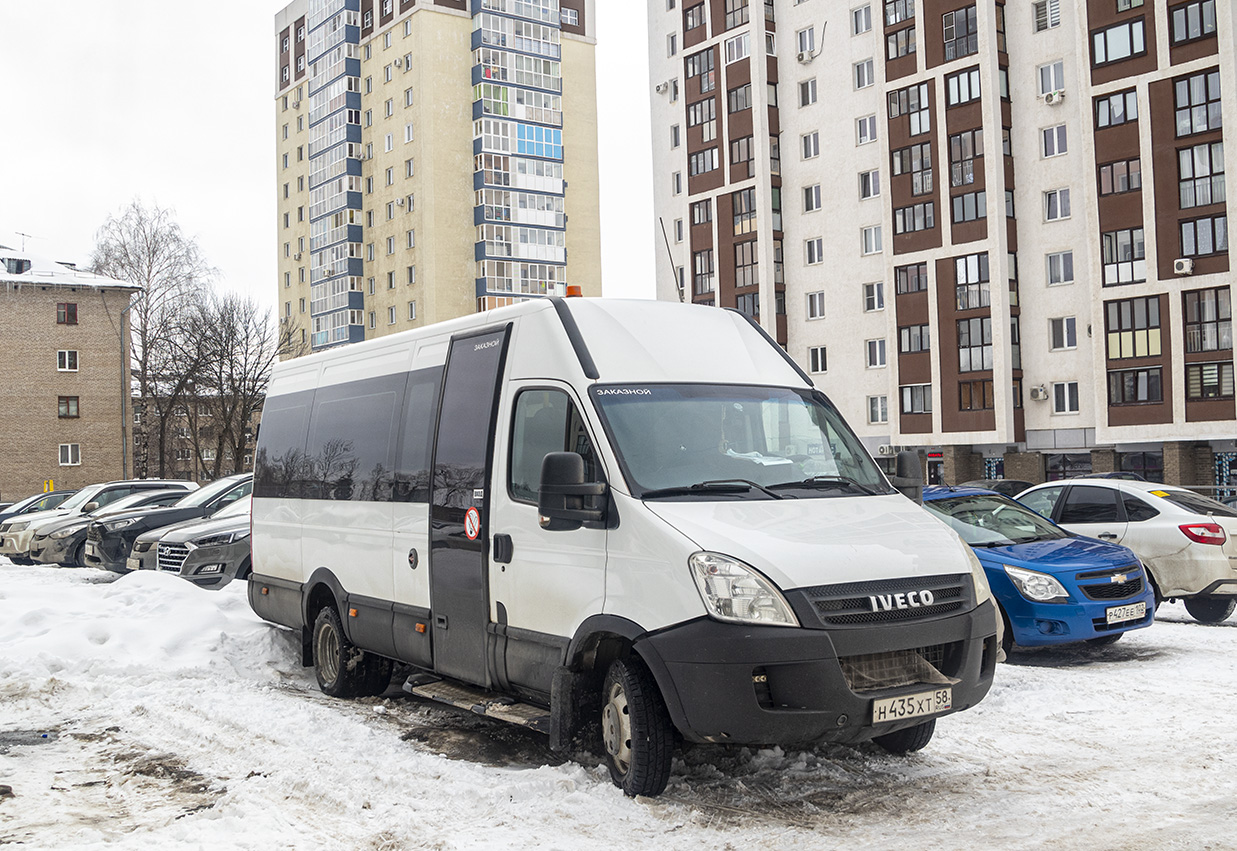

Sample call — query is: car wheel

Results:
[71,542,87,568]
[312,606,393,698]
[999,606,1014,659]
[1087,633,1123,647]
[873,718,936,754]
[601,657,673,797]
[237,558,252,581]
[1183,596,1237,624]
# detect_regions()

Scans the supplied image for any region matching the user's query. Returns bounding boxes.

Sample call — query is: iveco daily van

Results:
[249,298,1000,796]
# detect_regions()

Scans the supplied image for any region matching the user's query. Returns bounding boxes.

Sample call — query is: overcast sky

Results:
[0,1,654,305]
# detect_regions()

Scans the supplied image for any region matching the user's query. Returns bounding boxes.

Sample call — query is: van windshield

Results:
[591,384,892,499]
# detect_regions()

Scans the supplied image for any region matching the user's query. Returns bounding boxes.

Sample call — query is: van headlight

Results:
[1003,565,1069,603]
[964,546,993,607]
[689,552,799,627]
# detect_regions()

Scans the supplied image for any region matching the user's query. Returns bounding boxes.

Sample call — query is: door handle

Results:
[1098,533,1118,540]
[493,534,513,564]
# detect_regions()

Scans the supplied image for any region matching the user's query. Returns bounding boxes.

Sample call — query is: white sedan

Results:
[1017,478,1237,623]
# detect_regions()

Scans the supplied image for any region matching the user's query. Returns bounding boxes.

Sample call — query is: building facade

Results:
[0,247,138,501]
[275,0,601,354]
[649,0,1237,489]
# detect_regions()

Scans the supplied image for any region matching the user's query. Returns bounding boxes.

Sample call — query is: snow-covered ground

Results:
[1,560,1235,850]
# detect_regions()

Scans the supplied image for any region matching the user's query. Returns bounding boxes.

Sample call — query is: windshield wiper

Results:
[769,475,884,496]
[970,540,1016,548]
[641,479,784,500]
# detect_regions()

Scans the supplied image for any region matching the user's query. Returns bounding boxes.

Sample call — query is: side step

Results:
[404,677,551,734]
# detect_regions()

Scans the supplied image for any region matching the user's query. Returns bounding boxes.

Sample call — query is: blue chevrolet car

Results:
[923,486,1155,651]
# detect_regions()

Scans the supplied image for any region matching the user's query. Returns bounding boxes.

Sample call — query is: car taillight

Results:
[1180,523,1227,545]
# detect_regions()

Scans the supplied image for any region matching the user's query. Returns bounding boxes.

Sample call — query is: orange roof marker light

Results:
[566,285,583,297]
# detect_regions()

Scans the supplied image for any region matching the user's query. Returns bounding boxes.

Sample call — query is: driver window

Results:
[1019,486,1062,519]
[510,390,597,502]
[1059,486,1120,524]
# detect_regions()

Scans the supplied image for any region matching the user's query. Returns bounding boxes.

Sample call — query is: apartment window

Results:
[59,444,81,466]
[1092,19,1146,66]
[58,396,79,418]
[859,170,881,199]
[686,49,716,93]
[406,158,415,178]
[797,27,816,54]
[959,380,994,411]
[1053,382,1080,414]
[892,141,933,195]
[1171,0,1216,45]
[943,7,978,60]
[1186,363,1234,400]
[368,277,376,294]
[1181,215,1228,257]
[1099,158,1141,196]
[1038,61,1065,95]
[1033,0,1060,31]
[800,79,818,106]
[387,306,397,326]
[806,238,825,265]
[1096,90,1138,129]
[866,339,887,368]
[667,33,677,56]
[1050,317,1077,350]
[894,202,935,234]
[1102,228,1146,285]
[735,293,759,317]
[809,346,828,374]
[57,350,79,371]
[855,59,875,89]
[807,290,826,319]
[687,98,716,142]
[688,148,719,176]
[406,229,416,249]
[407,301,417,321]
[693,249,715,294]
[857,115,878,145]
[951,190,986,224]
[862,226,883,255]
[1044,188,1071,221]
[670,124,681,149]
[725,0,749,29]
[685,4,705,29]
[672,172,682,195]
[888,82,931,136]
[887,26,915,60]
[408,266,417,285]
[368,312,376,329]
[54,302,79,325]
[899,324,930,353]
[1179,142,1225,208]
[734,241,759,288]
[901,384,932,414]
[802,131,820,159]
[1047,250,1074,285]
[958,317,993,372]
[724,32,750,63]
[949,129,982,186]
[864,282,885,311]
[853,4,873,34]
[1175,70,1222,137]
[1106,296,1162,359]
[1184,288,1232,352]
[868,395,889,424]
[691,200,712,225]
[955,253,990,309]
[728,83,751,113]
[804,184,823,212]
[733,187,757,234]
[1042,124,1067,157]
[1109,367,1162,405]
[896,262,928,293]
[946,67,981,106]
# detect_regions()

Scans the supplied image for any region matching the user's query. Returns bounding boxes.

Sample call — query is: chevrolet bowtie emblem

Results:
[1111,573,1128,584]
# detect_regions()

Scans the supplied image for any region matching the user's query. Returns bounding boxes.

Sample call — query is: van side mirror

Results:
[538,452,607,531]
[888,450,923,505]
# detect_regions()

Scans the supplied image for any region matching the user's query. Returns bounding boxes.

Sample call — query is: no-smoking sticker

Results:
[464,507,481,540]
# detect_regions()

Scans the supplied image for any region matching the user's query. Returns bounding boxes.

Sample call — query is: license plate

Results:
[872,687,952,724]
[85,542,97,557]
[127,557,142,571]
[1106,601,1146,624]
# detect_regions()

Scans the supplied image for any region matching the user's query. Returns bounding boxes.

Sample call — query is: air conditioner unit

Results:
[396,197,405,206]
[1043,89,1065,105]
[1029,385,1050,402]
[1174,257,1195,275]
[654,81,669,94]
[394,58,402,67]
[796,50,812,64]
[292,100,301,109]
[294,253,302,260]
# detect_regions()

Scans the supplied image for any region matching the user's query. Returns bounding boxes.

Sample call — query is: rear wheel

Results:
[1183,596,1237,624]
[873,718,936,754]
[601,657,674,797]
[312,606,393,698]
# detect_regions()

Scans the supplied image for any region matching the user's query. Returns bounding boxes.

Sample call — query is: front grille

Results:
[86,525,103,544]
[1077,566,1145,601]
[794,574,972,628]
[839,643,957,693]
[158,543,190,573]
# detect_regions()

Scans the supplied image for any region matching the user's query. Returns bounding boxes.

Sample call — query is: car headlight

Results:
[193,529,250,547]
[8,521,28,532]
[50,524,87,540]
[1004,564,1069,603]
[689,552,799,627]
[105,518,140,531]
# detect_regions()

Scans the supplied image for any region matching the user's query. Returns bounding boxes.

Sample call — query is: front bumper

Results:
[32,534,78,565]
[635,600,1000,746]
[1002,589,1156,647]
[176,543,247,588]
[0,529,35,558]
[81,534,133,573]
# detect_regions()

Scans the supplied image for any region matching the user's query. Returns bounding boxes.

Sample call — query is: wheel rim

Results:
[603,681,632,775]
[316,617,340,685]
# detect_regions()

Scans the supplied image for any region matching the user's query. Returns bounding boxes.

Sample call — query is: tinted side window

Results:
[1123,495,1159,522]
[254,391,314,498]
[509,390,598,502]
[1019,486,1063,519]
[94,487,135,507]
[394,367,442,503]
[306,373,405,501]
[1059,486,1121,524]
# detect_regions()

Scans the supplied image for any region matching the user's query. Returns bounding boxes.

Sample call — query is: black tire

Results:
[601,657,674,797]
[71,542,87,569]
[1183,596,1237,624]
[999,606,1014,659]
[873,718,936,754]
[236,559,252,581]
[1087,633,1123,647]
[312,606,393,698]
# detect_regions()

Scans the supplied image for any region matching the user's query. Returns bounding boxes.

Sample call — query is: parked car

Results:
[1018,479,1237,623]
[958,479,1034,499]
[134,496,251,588]
[0,490,79,526]
[1084,472,1150,482]
[83,474,252,573]
[0,480,197,565]
[29,490,190,567]
[923,486,1155,652]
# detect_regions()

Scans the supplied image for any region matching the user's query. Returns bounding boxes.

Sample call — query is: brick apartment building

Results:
[0,245,138,501]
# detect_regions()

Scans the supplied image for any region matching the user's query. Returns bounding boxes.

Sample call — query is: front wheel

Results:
[1183,596,1237,624]
[312,606,392,698]
[601,657,674,797]
[873,718,936,754]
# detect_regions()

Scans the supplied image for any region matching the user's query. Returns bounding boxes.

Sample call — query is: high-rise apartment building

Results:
[649,0,1236,489]
[276,0,601,354]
